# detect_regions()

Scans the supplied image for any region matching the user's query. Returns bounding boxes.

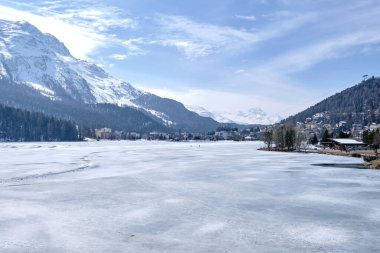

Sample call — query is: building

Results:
[351,123,364,140]
[323,138,367,151]
[215,131,229,140]
[369,123,380,131]
[95,128,112,139]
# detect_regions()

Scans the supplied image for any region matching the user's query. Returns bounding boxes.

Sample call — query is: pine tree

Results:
[309,133,318,145]
[321,128,331,142]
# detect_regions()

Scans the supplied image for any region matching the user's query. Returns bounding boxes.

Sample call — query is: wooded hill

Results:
[284,77,380,125]
[0,79,170,134]
[0,104,79,141]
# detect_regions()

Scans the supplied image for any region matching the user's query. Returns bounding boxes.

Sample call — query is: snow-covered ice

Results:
[0,141,379,252]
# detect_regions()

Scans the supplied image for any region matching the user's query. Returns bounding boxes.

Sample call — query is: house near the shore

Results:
[322,138,367,151]
[95,128,112,139]
[369,123,380,131]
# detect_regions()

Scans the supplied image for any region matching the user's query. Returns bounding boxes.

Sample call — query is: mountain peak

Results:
[0,19,71,57]
[15,20,40,33]
[0,19,219,132]
[0,19,140,104]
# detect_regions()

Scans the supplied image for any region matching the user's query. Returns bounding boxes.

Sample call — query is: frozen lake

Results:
[0,141,379,252]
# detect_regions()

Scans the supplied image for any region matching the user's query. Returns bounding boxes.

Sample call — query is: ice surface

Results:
[0,141,379,252]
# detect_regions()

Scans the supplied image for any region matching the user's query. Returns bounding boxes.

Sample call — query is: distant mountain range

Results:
[186,106,282,125]
[0,20,219,132]
[283,77,380,125]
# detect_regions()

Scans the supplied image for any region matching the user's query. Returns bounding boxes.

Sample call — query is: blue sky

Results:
[0,0,380,118]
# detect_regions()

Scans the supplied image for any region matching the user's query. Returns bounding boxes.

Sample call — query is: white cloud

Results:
[235,15,256,21]
[0,1,136,60]
[106,38,148,61]
[235,69,246,74]
[137,85,292,116]
[122,38,147,56]
[215,29,380,117]
[155,15,258,58]
[254,30,380,76]
[109,54,128,60]
[1,0,379,119]
[159,40,211,59]
[155,13,314,58]
[47,6,136,33]
[0,5,104,59]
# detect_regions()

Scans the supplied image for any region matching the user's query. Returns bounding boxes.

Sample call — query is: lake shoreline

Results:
[258,147,380,169]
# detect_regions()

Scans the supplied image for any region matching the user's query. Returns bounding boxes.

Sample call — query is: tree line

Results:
[263,125,380,155]
[0,104,79,141]
[363,129,380,154]
[263,125,305,151]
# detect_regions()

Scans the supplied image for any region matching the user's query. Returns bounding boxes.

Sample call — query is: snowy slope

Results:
[0,20,218,130]
[185,105,235,123]
[0,20,143,105]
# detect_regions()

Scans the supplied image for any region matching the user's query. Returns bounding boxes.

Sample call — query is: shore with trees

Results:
[260,124,380,169]
[260,124,304,152]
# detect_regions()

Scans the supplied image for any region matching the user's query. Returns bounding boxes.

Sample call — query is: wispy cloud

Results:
[1,0,380,118]
[0,1,314,61]
[49,7,136,32]
[248,1,380,79]
[158,39,211,58]
[155,15,257,58]
[235,69,246,74]
[0,5,102,59]
[155,13,314,58]
[0,0,136,59]
[19,0,137,32]
[109,54,128,60]
[268,31,380,74]
[122,38,147,56]
[137,85,289,116]
[218,29,380,116]
[235,15,256,21]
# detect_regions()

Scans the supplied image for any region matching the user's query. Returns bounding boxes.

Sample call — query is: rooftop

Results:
[329,138,365,145]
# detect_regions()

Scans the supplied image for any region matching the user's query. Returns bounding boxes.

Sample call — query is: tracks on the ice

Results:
[0,155,97,185]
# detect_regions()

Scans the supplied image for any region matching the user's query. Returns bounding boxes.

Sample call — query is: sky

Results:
[0,0,380,118]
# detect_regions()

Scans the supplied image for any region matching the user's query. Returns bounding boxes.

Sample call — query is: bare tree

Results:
[373,130,380,156]
[263,128,273,150]
[295,131,306,151]
[285,125,296,150]
[274,125,285,150]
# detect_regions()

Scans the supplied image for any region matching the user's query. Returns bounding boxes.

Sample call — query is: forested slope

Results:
[0,104,79,141]
[284,77,380,125]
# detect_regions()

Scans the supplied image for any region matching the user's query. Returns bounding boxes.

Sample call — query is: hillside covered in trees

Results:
[284,77,380,125]
[0,79,170,133]
[0,104,79,141]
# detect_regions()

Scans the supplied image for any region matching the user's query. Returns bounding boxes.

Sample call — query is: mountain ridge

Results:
[186,105,282,125]
[283,77,380,126]
[0,19,219,132]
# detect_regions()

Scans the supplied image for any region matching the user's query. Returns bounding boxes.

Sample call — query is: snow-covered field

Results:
[0,141,379,253]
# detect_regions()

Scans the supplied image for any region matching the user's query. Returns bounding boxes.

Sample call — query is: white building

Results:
[369,124,380,131]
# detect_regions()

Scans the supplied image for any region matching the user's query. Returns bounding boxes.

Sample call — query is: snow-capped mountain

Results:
[0,20,218,132]
[0,20,146,105]
[185,106,235,123]
[186,106,282,125]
